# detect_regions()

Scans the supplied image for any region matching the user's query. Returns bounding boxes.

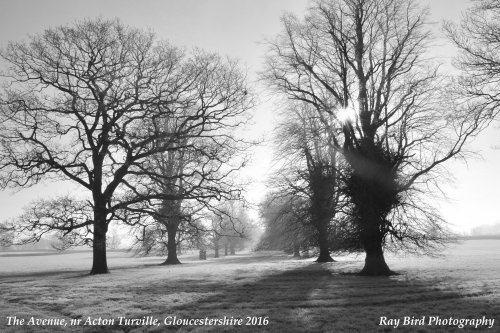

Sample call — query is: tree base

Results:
[358,268,397,276]
[161,258,181,265]
[358,251,396,276]
[315,254,336,263]
[315,249,335,262]
[89,268,109,275]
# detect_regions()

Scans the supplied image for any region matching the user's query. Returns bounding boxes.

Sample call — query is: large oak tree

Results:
[0,19,251,274]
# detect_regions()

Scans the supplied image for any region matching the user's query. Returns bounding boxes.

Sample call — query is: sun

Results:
[336,105,357,124]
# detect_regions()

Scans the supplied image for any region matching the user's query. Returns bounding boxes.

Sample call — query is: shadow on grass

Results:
[205,252,297,265]
[0,252,285,283]
[154,262,499,333]
[158,263,332,333]
[0,262,166,282]
[1,253,499,333]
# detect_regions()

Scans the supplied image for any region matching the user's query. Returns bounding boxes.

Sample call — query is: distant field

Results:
[0,240,499,332]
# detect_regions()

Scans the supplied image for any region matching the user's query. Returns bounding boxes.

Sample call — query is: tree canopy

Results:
[0,18,252,274]
[263,0,490,275]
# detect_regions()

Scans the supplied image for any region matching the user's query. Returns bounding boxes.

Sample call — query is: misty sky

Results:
[0,0,498,233]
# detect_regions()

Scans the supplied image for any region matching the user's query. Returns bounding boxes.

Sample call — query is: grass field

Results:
[1,240,499,332]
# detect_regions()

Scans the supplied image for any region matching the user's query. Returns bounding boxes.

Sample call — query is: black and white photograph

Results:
[0,0,499,332]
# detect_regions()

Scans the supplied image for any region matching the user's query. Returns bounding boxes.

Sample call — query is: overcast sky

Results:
[0,0,498,233]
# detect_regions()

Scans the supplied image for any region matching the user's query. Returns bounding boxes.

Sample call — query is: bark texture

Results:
[90,218,109,275]
[162,222,181,265]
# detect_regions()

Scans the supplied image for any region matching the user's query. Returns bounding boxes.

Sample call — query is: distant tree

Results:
[0,223,14,247]
[208,202,253,256]
[210,225,223,258]
[132,221,168,256]
[270,103,343,262]
[0,19,251,274]
[106,227,122,250]
[9,196,94,249]
[263,0,488,275]
[257,193,315,257]
[227,206,256,254]
[131,210,205,258]
[121,51,251,265]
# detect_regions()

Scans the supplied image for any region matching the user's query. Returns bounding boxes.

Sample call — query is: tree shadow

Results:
[159,262,333,333]
[204,252,299,265]
[2,254,498,333]
[154,262,499,333]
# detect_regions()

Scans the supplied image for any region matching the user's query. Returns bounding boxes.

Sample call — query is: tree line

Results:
[0,18,255,274]
[1,0,499,276]
[258,0,500,275]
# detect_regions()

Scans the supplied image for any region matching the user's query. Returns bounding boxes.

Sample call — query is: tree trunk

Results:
[224,242,228,256]
[293,242,301,257]
[229,240,235,255]
[162,222,181,265]
[315,220,335,263]
[90,219,109,275]
[199,250,207,260]
[214,238,219,258]
[359,236,394,276]
[345,140,398,276]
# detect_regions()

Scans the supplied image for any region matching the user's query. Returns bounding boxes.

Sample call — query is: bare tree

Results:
[263,0,488,275]
[271,102,342,262]
[257,193,315,257]
[445,0,500,126]
[131,221,168,256]
[131,209,205,259]
[227,205,257,254]
[9,196,94,249]
[0,222,14,247]
[210,220,223,258]
[120,51,251,265]
[0,19,251,274]
[206,202,253,256]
